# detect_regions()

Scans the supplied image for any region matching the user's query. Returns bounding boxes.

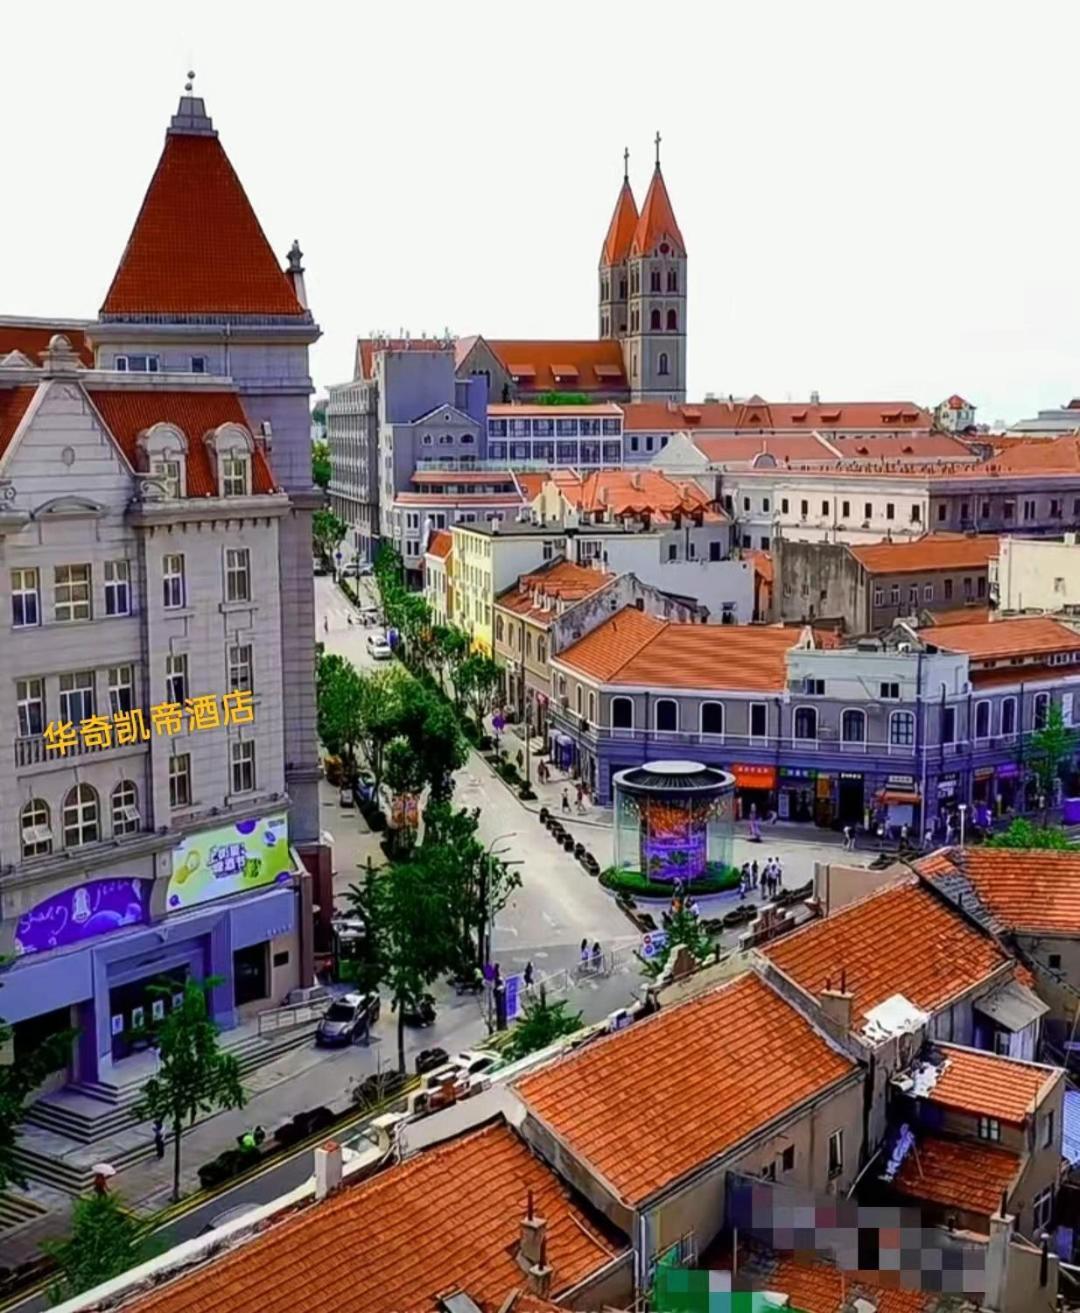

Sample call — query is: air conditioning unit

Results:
[818,726,835,739]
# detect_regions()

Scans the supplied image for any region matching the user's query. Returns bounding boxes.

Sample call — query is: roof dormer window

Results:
[139,422,189,499]
[222,454,250,497]
[151,458,182,499]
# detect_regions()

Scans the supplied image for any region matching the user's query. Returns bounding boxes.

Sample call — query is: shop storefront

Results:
[837,772,865,826]
[995,762,1023,814]
[731,764,777,820]
[876,774,921,835]
[778,767,817,824]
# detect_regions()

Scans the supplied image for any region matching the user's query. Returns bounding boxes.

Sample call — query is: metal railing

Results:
[256,1002,325,1036]
[14,734,119,768]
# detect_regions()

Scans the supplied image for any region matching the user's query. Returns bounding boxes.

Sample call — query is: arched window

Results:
[1001,696,1017,736]
[841,708,866,743]
[667,269,678,291]
[112,781,139,836]
[658,352,669,377]
[656,699,678,732]
[20,799,52,858]
[611,697,633,730]
[666,309,678,331]
[576,686,583,716]
[1034,692,1051,729]
[889,711,915,747]
[619,278,627,299]
[701,702,724,736]
[63,784,99,847]
[588,691,596,724]
[650,308,661,331]
[974,700,991,740]
[650,270,661,292]
[794,707,817,740]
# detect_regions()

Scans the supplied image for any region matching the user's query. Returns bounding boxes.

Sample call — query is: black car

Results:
[315,992,380,1046]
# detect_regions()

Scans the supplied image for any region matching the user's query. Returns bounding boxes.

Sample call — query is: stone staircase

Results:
[0,1191,46,1235]
[14,1015,320,1194]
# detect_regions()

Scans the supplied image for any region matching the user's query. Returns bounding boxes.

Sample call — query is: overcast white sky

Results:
[4,1,1080,423]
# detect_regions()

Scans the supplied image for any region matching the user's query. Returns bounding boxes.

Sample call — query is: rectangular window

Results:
[937,504,947,522]
[941,706,956,744]
[116,354,160,373]
[923,583,934,601]
[886,503,895,520]
[225,548,251,603]
[821,500,829,516]
[163,554,186,609]
[230,740,256,794]
[191,356,208,374]
[978,1116,1001,1142]
[944,577,954,601]
[16,678,45,738]
[59,670,95,724]
[152,459,181,498]
[828,1129,844,1178]
[104,560,132,617]
[911,505,921,523]
[54,563,92,622]
[11,567,39,627]
[222,456,249,497]
[864,503,872,521]
[108,665,135,716]
[880,682,900,700]
[228,644,253,692]
[800,500,809,517]
[873,587,885,606]
[781,1145,795,1173]
[890,584,900,604]
[841,500,850,518]
[750,703,768,738]
[1043,1109,1055,1149]
[762,498,770,513]
[803,678,825,696]
[981,501,991,518]
[165,653,188,705]
[1033,1186,1054,1235]
[169,754,192,809]
[781,499,789,514]
[1049,952,1062,970]
[710,541,722,562]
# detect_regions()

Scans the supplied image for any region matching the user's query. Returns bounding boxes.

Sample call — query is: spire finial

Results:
[623,146,630,182]
[655,130,662,168]
[184,69,195,94]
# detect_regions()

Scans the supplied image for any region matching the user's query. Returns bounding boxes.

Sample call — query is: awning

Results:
[733,765,777,789]
[878,790,921,805]
[594,364,623,379]
[551,363,579,379]
[974,979,1048,1033]
[507,363,536,378]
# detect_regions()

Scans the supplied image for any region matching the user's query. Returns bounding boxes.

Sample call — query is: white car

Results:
[366,633,392,661]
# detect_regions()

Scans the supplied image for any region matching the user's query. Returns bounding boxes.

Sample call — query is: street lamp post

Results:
[958,802,967,849]
[481,832,517,968]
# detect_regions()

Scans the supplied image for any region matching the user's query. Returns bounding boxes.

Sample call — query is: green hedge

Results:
[599,864,740,899]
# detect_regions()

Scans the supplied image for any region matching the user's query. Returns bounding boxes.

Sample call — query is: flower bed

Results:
[599,863,740,900]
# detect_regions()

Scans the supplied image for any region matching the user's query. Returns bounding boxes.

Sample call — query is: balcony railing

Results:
[15,734,129,768]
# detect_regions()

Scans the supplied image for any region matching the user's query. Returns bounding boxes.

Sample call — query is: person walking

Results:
[580,938,590,971]
[562,788,571,814]
[775,856,784,890]
[524,960,534,992]
[323,616,328,634]
[592,941,603,973]
[751,860,759,889]
[153,1120,165,1161]
[842,824,853,851]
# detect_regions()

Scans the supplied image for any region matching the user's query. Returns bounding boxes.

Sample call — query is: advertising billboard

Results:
[167,813,293,912]
[15,878,152,956]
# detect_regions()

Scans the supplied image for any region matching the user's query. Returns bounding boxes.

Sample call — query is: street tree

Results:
[456,652,502,729]
[312,508,347,562]
[351,862,456,1074]
[434,625,470,700]
[0,1000,71,1191]
[311,437,331,490]
[133,978,245,1202]
[987,817,1077,850]
[316,654,366,766]
[45,1192,157,1304]
[638,901,713,979]
[1030,702,1077,820]
[503,986,582,1062]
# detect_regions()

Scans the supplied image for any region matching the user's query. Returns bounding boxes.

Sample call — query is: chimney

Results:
[984,1210,1014,1313]
[517,1191,553,1296]
[286,240,308,309]
[819,985,854,1031]
[315,1139,343,1200]
[810,390,820,405]
[41,334,82,378]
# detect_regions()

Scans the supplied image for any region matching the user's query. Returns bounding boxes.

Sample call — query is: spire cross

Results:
[655,131,662,167]
[184,68,195,93]
[623,146,630,181]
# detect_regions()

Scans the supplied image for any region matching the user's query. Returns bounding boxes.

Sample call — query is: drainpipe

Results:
[915,649,927,832]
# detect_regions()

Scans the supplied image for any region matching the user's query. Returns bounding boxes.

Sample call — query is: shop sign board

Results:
[167,813,292,912]
[15,878,152,956]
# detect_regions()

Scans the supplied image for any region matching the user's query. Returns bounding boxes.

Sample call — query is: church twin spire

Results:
[599,135,686,269]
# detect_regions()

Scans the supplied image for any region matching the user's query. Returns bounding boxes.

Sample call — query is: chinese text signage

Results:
[44,691,254,755]
[167,813,292,911]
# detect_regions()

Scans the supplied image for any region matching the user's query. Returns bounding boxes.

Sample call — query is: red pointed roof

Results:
[630,165,686,257]
[101,110,303,318]
[600,178,639,267]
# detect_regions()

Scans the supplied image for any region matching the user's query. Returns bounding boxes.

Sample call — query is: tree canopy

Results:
[503,986,582,1063]
[986,818,1077,850]
[311,438,331,489]
[45,1193,157,1304]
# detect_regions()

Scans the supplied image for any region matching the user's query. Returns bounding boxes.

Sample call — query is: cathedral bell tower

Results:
[598,148,638,343]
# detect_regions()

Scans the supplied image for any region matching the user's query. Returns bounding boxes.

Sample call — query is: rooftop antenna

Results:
[184,69,195,94]
[623,146,630,182]
[654,130,662,168]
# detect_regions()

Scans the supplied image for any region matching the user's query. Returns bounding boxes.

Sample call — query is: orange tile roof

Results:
[496,560,610,624]
[978,434,1080,475]
[763,881,1011,1027]
[357,337,450,379]
[919,847,1080,935]
[829,432,973,461]
[601,177,639,266]
[554,609,796,692]
[927,616,1080,660]
[695,434,836,465]
[101,132,302,317]
[927,606,992,627]
[630,164,686,257]
[514,471,547,501]
[0,323,94,368]
[124,1124,622,1313]
[894,1135,1020,1217]
[425,529,452,560]
[0,386,36,458]
[88,389,276,497]
[928,1045,1056,1124]
[764,1254,936,1313]
[850,535,999,575]
[621,399,933,433]
[486,340,627,394]
[555,468,712,518]
[515,972,855,1207]
[745,548,774,584]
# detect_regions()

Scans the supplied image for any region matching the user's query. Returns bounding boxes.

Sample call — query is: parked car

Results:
[367,633,392,661]
[442,1050,500,1081]
[316,992,380,1046]
[200,1204,261,1235]
[359,608,380,626]
[313,558,327,576]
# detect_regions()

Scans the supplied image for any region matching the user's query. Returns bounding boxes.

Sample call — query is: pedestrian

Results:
[347,613,353,626]
[592,941,603,972]
[562,788,571,814]
[842,824,853,851]
[576,780,584,806]
[580,938,590,970]
[524,960,534,992]
[153,1119,165,1161]
[751,860,759,888]
[775,857,784,889]
[900,823,910,849]
[687,897,700,921]
[323,616,328,633]
[924,825,934,850]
